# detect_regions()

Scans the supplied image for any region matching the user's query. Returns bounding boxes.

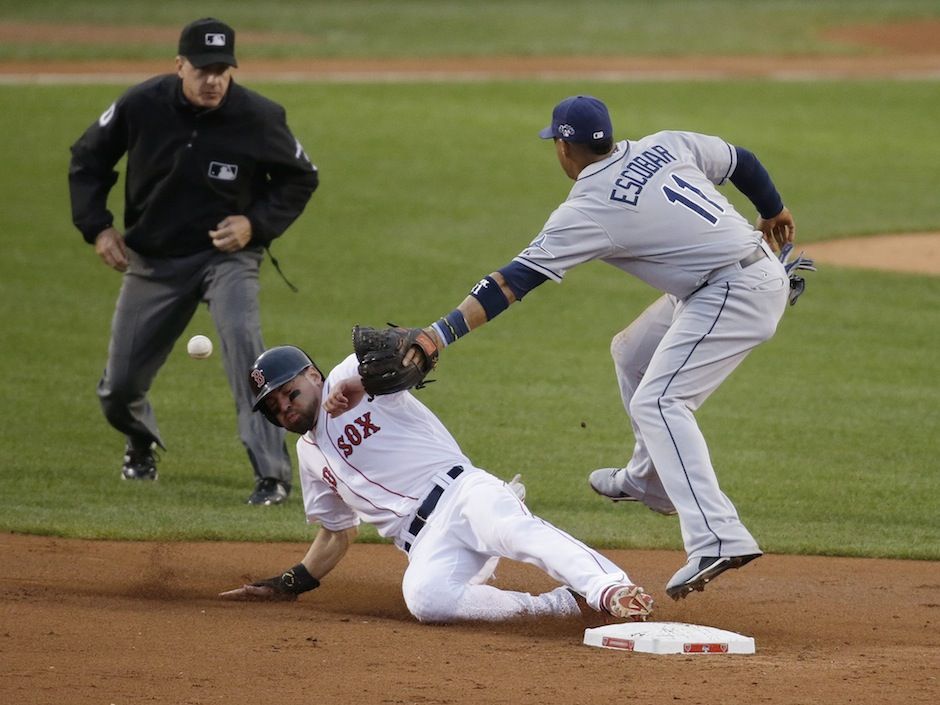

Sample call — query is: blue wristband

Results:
[431,309,470,347]
[469,276,510,320]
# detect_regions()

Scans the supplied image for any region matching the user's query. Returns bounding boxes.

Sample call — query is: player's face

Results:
[264,367,323,433]
[176,57,232,109]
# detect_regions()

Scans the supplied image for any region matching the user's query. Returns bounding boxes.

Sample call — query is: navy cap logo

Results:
[539,95,612,144]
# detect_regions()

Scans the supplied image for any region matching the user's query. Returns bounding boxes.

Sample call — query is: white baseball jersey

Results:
[297,354,472,541]
[515,131,763,298]
[295,354,638,622]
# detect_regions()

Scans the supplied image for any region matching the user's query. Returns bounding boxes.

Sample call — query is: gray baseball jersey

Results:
[515,132,763,298]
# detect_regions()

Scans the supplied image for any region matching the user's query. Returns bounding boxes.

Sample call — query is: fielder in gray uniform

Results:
[414,95,804,600]
[68,18,319,505]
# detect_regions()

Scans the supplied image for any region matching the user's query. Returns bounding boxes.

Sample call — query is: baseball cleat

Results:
[247,478,289,506]
[121,443,158,481]
[588,467,677,516]
[665,553,762,600]
[601,584,655,621]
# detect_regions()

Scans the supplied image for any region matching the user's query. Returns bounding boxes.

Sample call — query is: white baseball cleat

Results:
[588,467,677,516]
[601,584,655,621]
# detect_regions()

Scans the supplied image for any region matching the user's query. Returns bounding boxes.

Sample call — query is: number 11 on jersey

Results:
[662,174,724,225]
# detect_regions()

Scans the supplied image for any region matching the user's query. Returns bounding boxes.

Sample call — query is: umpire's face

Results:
[176,57,233,109]
[262,367,324,434]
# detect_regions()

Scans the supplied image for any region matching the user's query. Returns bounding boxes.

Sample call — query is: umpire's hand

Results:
[94,227,128,272]
[210,215,252,252]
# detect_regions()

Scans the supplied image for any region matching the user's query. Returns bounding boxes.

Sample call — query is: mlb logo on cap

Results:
[539,95,612,144]
[178,17,238,68]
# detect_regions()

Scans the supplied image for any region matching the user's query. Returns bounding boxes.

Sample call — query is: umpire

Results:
[68,17,319,505]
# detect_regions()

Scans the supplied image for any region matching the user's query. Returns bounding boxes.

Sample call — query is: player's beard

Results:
[282,406,317,434]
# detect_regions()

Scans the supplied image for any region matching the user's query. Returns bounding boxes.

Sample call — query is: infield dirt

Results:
[3,534,938,705]
[2,18,938,705]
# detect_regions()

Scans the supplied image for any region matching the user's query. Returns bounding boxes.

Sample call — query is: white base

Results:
[583,621,755,655]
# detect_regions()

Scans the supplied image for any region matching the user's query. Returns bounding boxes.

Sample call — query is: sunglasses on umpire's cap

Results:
[539,95,612,144]
[178,17,237,68]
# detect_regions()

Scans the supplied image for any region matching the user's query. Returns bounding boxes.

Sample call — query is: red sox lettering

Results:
[336,412,382,457]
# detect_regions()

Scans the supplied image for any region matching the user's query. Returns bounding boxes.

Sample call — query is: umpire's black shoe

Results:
[121,443,158,481]
[665,553,762,601]
[247,478,289,506]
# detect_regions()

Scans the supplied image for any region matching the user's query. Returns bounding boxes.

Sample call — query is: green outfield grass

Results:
[1,78,938,558]
[1,0,939,60]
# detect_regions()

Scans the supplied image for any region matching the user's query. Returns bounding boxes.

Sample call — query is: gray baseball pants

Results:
[610,245,788,560]
[97,246,291,486]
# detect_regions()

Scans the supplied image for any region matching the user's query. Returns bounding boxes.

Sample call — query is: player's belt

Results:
[738,246,768,269]
[692,245,768,296]
[403,466,464,552]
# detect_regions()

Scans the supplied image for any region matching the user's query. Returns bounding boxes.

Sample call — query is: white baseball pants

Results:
[401,471,631,622]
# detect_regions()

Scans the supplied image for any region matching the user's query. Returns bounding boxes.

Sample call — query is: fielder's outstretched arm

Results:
[425,263,548,350]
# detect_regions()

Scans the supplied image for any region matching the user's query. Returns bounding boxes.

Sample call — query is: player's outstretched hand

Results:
[755,206,795,252]
[218,583,298,602]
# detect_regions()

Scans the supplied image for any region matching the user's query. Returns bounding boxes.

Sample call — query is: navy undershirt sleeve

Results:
[498,260,549,300]
[729,146,784,219]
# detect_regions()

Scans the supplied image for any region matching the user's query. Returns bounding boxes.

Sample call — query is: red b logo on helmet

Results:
[251,369,266,389]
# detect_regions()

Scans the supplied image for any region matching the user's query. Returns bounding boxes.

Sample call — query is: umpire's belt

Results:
[403,466,464,552]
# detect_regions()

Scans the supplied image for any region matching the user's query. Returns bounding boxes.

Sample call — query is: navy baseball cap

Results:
[178,18,238,68]
[538,95,612,143]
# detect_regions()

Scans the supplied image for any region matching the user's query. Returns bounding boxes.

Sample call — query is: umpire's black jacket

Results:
[69,74,319,257]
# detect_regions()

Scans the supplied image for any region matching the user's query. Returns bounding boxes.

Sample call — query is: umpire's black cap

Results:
[178,18,238,68]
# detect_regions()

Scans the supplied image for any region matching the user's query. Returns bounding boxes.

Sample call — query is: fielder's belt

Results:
[691,244,769,296]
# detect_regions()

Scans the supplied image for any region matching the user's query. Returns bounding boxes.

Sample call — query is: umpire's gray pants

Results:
[97,246,291,487]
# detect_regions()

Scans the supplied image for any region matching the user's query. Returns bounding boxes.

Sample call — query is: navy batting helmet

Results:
[248,346,323,426]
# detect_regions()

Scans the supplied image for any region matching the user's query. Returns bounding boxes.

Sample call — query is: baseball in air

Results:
[187,334,213,359]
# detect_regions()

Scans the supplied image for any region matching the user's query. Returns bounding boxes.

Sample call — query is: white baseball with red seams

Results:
[186,334,213,359]
[295,354,637,622]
